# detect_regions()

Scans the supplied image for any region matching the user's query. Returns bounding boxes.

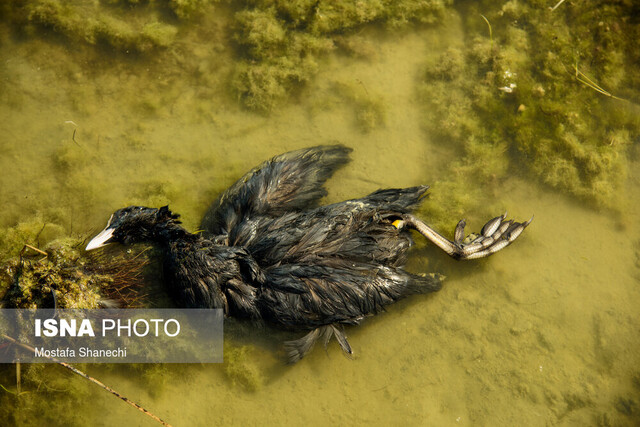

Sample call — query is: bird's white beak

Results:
[86,227,115,251]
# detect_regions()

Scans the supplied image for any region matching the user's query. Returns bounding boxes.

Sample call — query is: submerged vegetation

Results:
[3,0,450,111]
[7,0,636,211]
[0,237,149,309]
[1,239,103,309]
[419,0,640,214]
[224,344,264,392]
[230,0,451,112]
[23,0,177,52]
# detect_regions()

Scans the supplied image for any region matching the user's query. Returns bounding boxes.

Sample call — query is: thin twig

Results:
[1,334,173,426]
[65,120,80,146]
[355,78,369,96]
[34,223,46,247]
[20,244,47,257]
[20,244,48,263]
[550,0,567,12]
[16,359,21,395]
[72,129,80,146]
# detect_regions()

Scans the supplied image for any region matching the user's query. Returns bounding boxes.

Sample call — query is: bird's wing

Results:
[200,145,352,237]
[259,263,443,328]
[239,186,430,266]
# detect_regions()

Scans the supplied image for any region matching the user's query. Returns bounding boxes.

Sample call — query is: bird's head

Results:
[86,206,180,250]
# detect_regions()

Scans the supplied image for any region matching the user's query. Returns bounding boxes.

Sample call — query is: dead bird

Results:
[86,145,532,362]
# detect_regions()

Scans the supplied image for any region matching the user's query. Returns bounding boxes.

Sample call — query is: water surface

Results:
[1,2,639,425]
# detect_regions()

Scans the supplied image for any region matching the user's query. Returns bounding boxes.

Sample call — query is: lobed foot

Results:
[403,213,533,260]
[451,212,533,260]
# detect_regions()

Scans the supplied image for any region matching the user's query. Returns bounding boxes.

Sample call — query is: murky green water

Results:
[1,1,639,425]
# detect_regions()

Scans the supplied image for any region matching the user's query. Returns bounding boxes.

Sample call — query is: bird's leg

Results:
[401,213,532,260]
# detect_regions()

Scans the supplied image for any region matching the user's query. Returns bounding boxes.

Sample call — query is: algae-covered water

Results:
[1,1,640,425]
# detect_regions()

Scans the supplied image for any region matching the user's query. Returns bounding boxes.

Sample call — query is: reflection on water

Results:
[1,1,639,425]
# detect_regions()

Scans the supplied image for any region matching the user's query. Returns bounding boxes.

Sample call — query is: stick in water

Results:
[2,334,173,427]
[16,358,21,395]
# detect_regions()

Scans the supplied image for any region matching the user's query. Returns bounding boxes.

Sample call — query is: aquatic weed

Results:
[419,0,640,212]
[231,0,451,112]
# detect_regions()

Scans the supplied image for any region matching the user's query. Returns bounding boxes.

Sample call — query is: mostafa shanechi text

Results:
[0,309,223,363]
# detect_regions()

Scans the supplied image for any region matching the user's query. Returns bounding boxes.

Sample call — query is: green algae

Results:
[0,361,176,426]
[19,0,178,53]
[167,0,217,20]
[224,344,264,392]
[1,238,103,309]
[231,0,450,112]
[418,0,640,211]
[329,80,387,133]
[231,5,333,112]
[0,215,66,264]
[0,236,168,422]
[0,237,151,309]
[0,361,95,426]
[5,0,450,111]
[418,134,510,232]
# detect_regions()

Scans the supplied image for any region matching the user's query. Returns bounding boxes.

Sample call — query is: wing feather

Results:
[201,145,352,237]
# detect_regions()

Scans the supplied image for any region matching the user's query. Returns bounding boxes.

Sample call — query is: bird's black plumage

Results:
[87,145,531,362]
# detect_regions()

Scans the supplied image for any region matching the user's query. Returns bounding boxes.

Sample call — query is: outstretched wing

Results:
[201,145,352,237]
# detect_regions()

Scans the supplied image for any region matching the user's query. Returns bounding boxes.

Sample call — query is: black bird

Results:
[86,145,532,362]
